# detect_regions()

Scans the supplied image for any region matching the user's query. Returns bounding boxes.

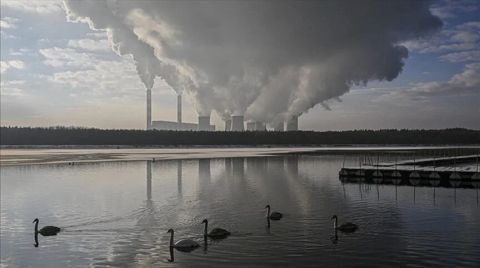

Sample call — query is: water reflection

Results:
[330,230,338,245]
[1,154,480,267]
[199,159,211,189]
[340,175,478,188]
[224,158,232,176]
[340,174,479,207]
[99,161,160,266]
[177,160,182,196]
[147,160,152,201]
[168,246,174,262]
[33,232,39,248]
[232,158,244,179]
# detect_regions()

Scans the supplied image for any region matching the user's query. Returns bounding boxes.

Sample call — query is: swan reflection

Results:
[33,232,39,248]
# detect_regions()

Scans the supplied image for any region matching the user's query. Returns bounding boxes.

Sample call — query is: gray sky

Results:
[1,0,479,130]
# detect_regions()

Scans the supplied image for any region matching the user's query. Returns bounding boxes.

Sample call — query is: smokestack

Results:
[225,119,232,131]
[146,89,152,130]
[198,115,210,131]
[231,115,244,131]
[177,94,182,124]
[286,115,298,131]
[273,121,284,131]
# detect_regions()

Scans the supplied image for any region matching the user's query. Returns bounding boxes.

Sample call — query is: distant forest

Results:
[1,127,479,146]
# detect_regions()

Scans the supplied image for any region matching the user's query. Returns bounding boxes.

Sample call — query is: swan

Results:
[201,219,230,239]
[331,215,358,233]
[33,218,61,236]
[265,205,283,220]
[167,229,199,252]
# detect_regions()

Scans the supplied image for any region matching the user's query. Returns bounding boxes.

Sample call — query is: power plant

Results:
[149,93,215,131]
[224,119,232,131]
[146,89,152,130]
[286,115,299,131]
[198,116,213,131]
[147,91,299,132]
[273,121,285,132]
[246,122,256,131]
[231,115,245,131]
[246,121,267,131]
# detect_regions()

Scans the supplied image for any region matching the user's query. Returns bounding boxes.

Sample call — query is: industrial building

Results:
[147,92,215,131]
[246,121,266,131]
[286,115,299,131]
[246,122,256,131]
[273,121,285,131]
[231,115,245,131]
[150,120,199,131]
[145,89,298,132]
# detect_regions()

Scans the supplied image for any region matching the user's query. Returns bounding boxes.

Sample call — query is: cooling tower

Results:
[286,115,298,131]
[246,121,256,131]
[198,115,210,131]
[231,115,245,131]
[146,89,152,130]
[225,119,232,131]
[255,122,266,131]
[177,95,182,124]
[273,121,284,131]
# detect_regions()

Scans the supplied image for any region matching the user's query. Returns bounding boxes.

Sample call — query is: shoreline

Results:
[1,145,479,167]
[2,144,480,149]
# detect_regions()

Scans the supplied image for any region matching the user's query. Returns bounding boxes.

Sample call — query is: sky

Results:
[0,0,479,131]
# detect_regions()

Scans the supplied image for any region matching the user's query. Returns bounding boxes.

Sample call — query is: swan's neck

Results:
[34,221,39,233]
[267,207,271,218]
[333,218,337,229]
[203,222,208,236]
[169,231,174,247]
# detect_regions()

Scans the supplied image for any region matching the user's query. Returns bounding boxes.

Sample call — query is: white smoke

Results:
[64,0,186,93]
[63,0,442,123]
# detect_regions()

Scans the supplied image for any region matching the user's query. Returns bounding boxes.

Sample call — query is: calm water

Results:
[1,154,479,267]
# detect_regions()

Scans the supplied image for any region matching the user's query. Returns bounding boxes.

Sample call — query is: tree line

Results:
[1,126,479,146]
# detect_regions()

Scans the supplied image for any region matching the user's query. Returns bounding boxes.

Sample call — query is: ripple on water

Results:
[2,155,480,267]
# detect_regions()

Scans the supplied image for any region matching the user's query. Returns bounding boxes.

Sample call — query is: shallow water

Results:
[1,154,479,267]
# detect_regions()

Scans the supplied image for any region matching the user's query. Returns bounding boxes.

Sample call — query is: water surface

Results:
[1,154,479,267]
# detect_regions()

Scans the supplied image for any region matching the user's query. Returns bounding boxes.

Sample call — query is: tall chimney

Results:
[146,89,152,130]
[177,94,182,124]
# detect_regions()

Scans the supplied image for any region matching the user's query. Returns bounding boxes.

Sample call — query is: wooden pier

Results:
[339,154,480,188]
[383,154,480,167]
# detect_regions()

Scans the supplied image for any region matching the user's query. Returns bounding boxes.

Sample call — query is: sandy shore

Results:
[1,146,477,166]
[0,147,319,166]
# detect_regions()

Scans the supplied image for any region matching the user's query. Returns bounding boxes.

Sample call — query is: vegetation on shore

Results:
[1,126,479,146]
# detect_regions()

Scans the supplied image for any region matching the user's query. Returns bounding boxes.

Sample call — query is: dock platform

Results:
[339,155,480,188]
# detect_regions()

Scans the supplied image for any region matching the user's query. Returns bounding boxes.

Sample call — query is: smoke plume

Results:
[64,0,442,123]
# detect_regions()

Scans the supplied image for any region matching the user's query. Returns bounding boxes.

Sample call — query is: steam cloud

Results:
[64,0,442,124]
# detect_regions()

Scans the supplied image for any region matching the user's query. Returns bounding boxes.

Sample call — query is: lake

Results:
[1,151,479,267]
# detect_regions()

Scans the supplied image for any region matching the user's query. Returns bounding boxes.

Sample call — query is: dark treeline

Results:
[1,126,479,146]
